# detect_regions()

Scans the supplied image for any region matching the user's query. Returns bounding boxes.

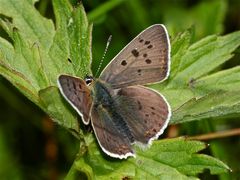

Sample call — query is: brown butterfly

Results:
[58,24,171,159]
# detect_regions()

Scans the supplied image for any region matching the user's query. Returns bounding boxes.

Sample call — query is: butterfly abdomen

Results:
[93,80,134,142]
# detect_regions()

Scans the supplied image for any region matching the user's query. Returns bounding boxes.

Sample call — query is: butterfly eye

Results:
[84,76,93,85]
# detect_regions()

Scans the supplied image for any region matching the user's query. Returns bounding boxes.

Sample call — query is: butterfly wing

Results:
[115,85,171,144]
[57,75,92,125]
[100,24,170,89]
[91,103,135,159]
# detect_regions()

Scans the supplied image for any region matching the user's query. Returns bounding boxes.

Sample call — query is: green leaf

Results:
[170,31,240,86]
[195,66,240,92]
[0,61,39,105]
[170,28,193,78]
[171,91,240,124]
[0,0,55,50]
[0,0,92,132]
[70,137,229,179]
[67,5,93,77]
[39,86,79,136]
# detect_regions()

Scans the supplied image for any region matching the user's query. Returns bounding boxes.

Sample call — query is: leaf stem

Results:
[187,128,240,141]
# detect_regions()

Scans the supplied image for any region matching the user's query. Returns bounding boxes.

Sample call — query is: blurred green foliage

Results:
[0,0,240,179]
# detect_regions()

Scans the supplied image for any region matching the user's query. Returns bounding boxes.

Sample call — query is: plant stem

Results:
[187,128,240,141]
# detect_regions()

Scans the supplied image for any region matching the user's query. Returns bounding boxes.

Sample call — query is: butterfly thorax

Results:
[91,80,114,107]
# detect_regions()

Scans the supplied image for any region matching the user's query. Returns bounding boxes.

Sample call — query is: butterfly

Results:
[57,24,171,159]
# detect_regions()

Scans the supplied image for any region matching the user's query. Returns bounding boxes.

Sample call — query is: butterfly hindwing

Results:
[100,24,170,89]
[57,75,92,125]
[115,85,171,144]
[91,101,134,159]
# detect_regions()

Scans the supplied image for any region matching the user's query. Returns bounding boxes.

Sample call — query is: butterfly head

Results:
[84,75,94,86]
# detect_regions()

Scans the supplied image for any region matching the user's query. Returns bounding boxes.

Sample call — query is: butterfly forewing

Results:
[100,24,170,89]
[57,75,92,125]
[115,85,171,144]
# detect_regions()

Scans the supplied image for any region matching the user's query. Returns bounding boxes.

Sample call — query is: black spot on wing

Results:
[145,59,152,64]
[137,69,142,76]
[145,41,150,45]
[121,60,127,66]
[147,45,153,49]
[131,49,139,57]
[73,82,76,90]
[137,100,142,110]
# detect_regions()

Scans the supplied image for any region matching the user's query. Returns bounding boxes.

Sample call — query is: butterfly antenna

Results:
[95,35,112,77]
